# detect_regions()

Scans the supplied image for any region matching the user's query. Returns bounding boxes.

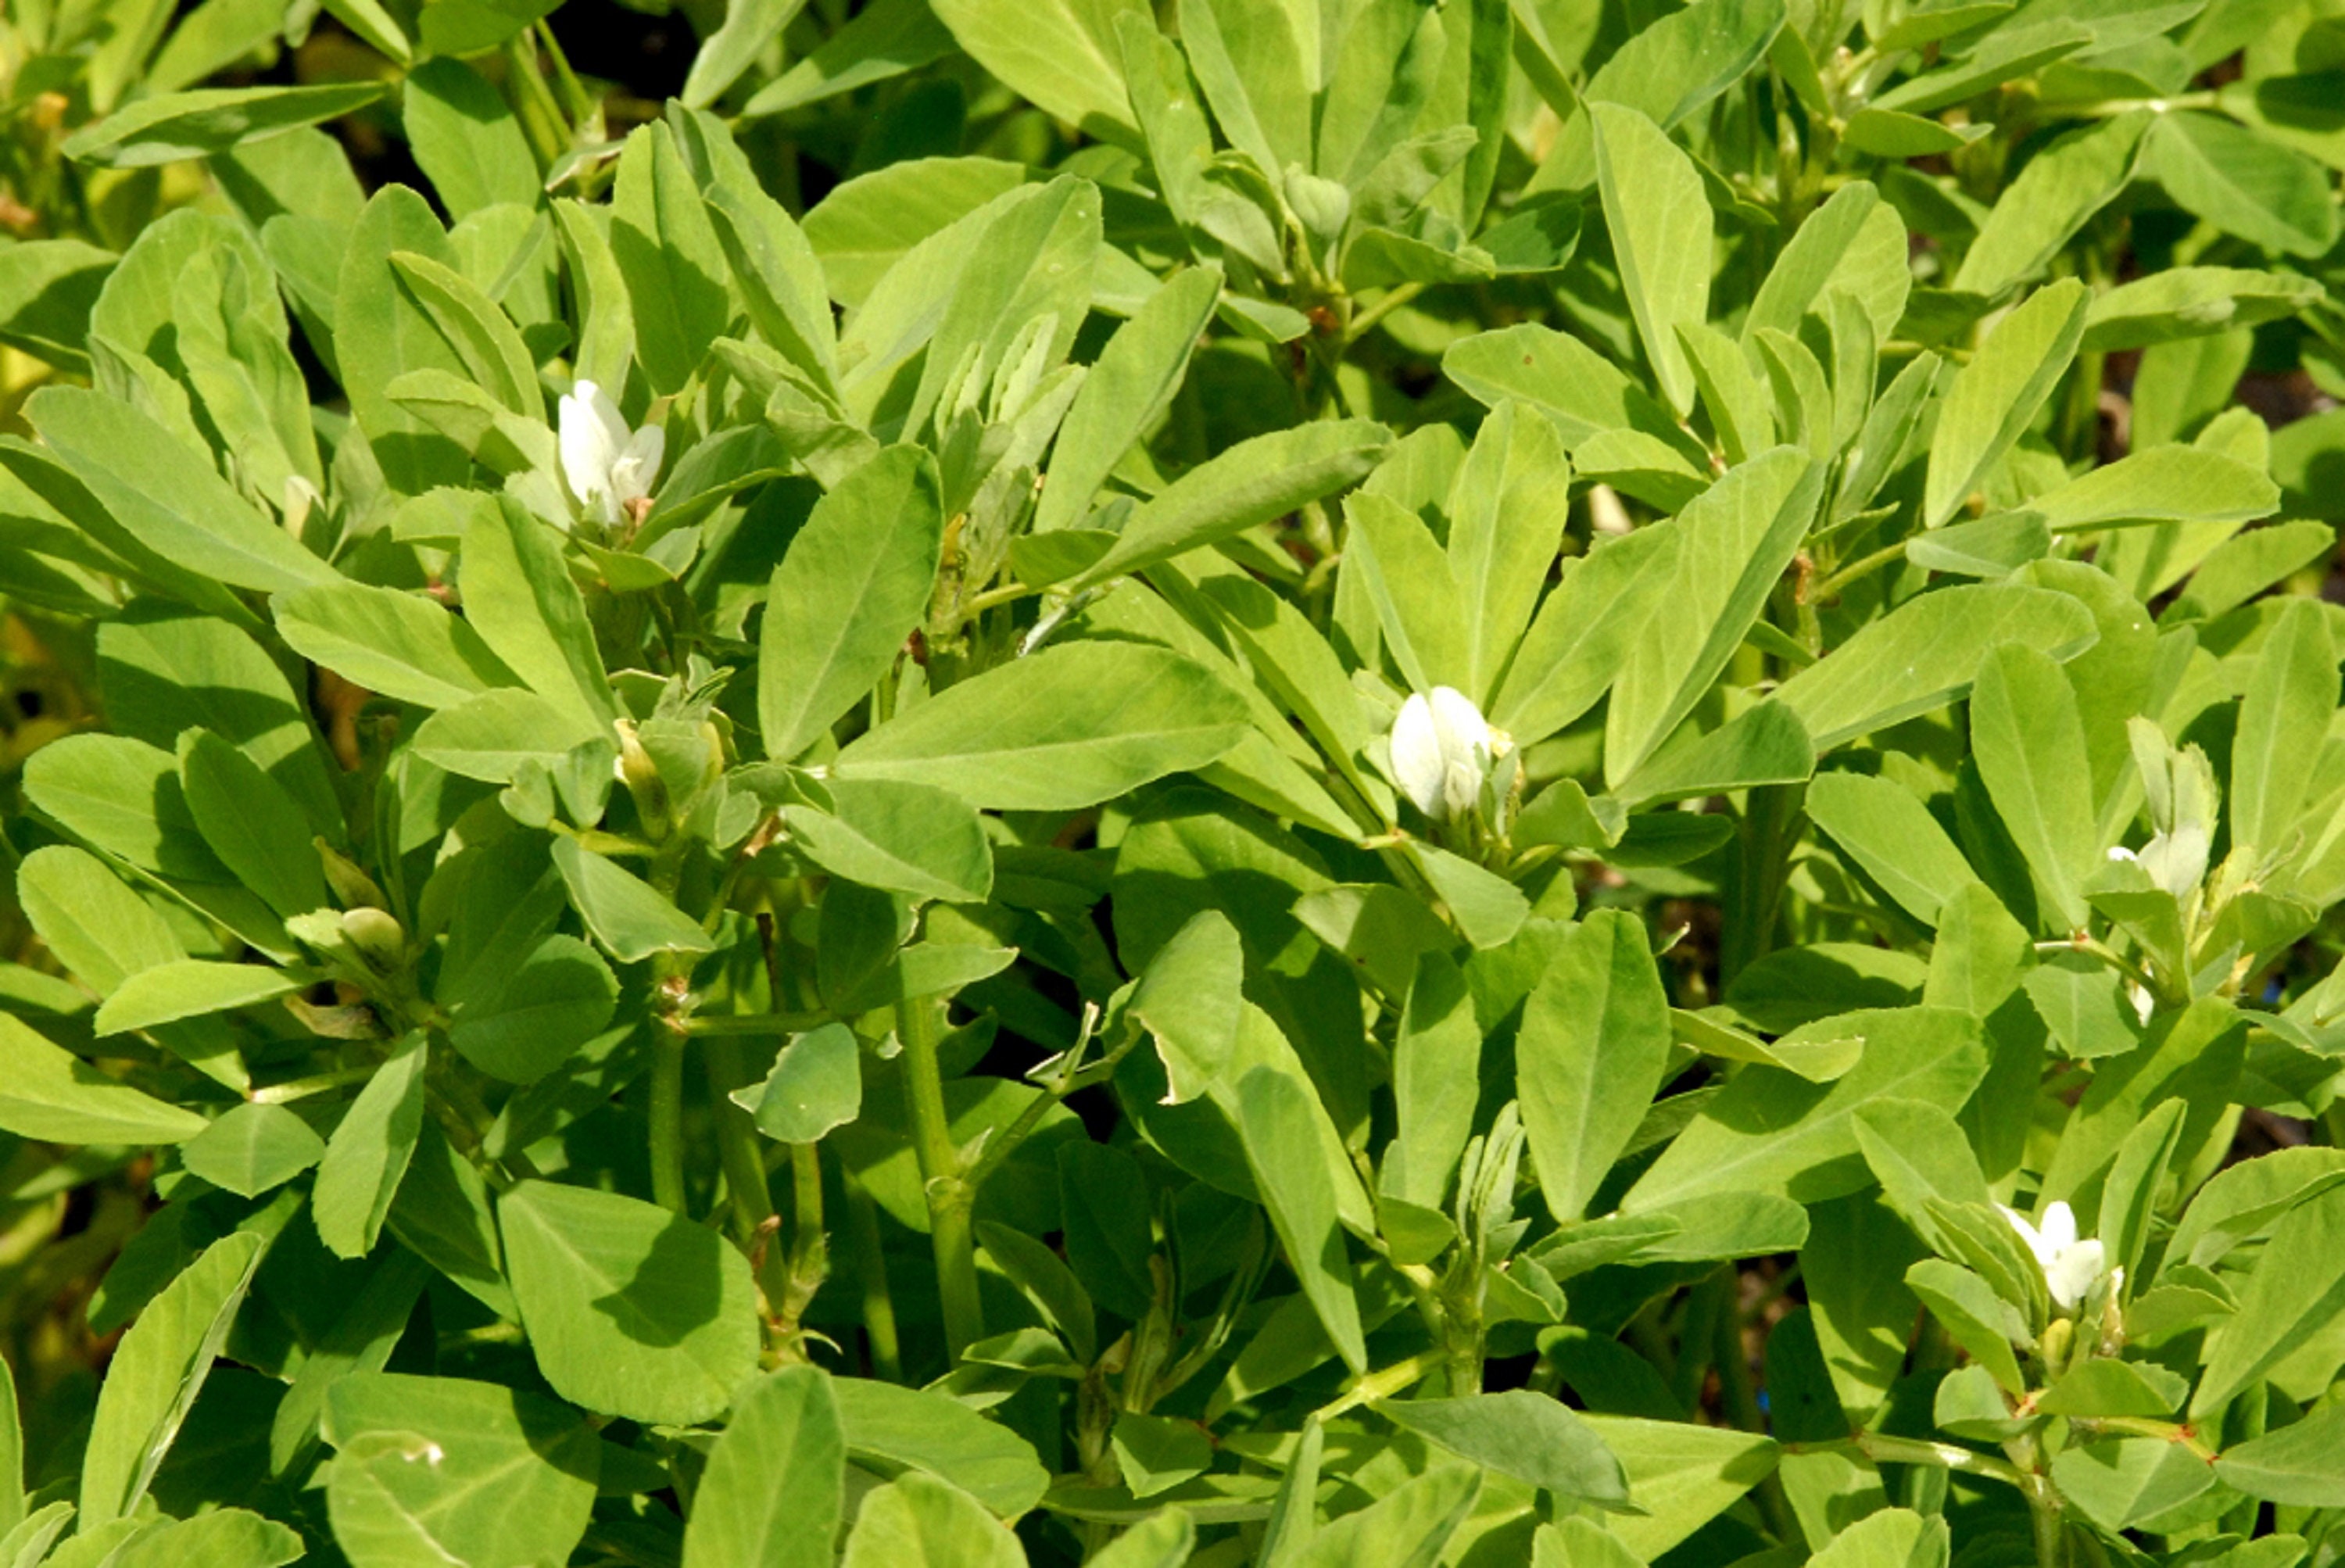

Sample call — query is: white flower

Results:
[557,379,664,528]
[2000,1200,2107,1310]
[1391,687,1504,822]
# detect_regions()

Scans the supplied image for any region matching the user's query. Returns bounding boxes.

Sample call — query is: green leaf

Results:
[1520,910,1673,1223]
[835,642,1249,810]
[1807,1509,1948,1568]
[1744,181,1910,349]
[388,249,542,420]
[551,838,717,962]
[1616,703,1815,807]
[2083,266,2325,351]
[274,579,518,709]
[1384,951,1478,1210]
[98,603,342,838]
[1441,323,1691,449]
[1036,266,1222,535]
[2148,109,2340,258]
[1491,522,1678,747]
[1970,643,2098,933]
[2233,596,2335,860]
[16,845,183,993]
[1584,0,1785,133]
[321,1373,599,1568]
[1111,1411,1212,1499]
[1580,1416,1779,1559]
[2192,1182,2345,1418]
[706,180,838,394]
[1851,1097,1993,1240]
[1381,1391,1627,1502]
[0,1354,17,1539]
[2213,1398,2345,1506]
[1922,279,2089,529]
[930,0,1143,146]
[743,0,958,117]
[499,1179,761,1425]
[2031,446,2279,533]
[2051,1435,2217,1533]
[267,1249,432,1477]
[682,1366,843,1568]
[410,689,595,782]
[1606,448,1821,785]
[80,1230,264,1530]
[1805,772,1978,925]
[459,494,617,732]
[1625,1007,1987,1210]
[759,446,942,761]
[1234,1065,1366,1374]
[0,1014,208,1144]
[839,1471,1024,1568]
[0,238,112,374]
[180,1104,325,1198]
[785,778,993,904]
[682,0,813,107]
[1066,421,1389,590]
[63,84,385,167]
[1060,1140,1155,1319]
[313,1035,428,1260]
[833,1378,1051,1517]
[106,1509,304,1568]
[402,58,537,219]
[1589,104,1710,416]
[177,730,328,919]
[94,960,299,1036]
[27,386,335,594]
[338,184,472,494]
[386,1121,515,1319]
[1292,1463,1480,1568]
[731,1023,862,1144]
[1953,111,2150,297]
[1771,583,2098,749]
[611,121,732,394]
[800,156,1030,309]
[446,935,618,1085]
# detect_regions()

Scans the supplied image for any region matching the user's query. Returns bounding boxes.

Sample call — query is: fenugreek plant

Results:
[2,0,2345,1564]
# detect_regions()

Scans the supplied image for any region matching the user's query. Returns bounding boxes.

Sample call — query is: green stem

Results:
[647,851,695,1216]
[686,1011,829,1036]
[1342,281,1425,346]
[1721,784,1804,986]
[1313,1348,1447,1421]
[897,992,984,1360]
[250,1063,379,1103]
[702,1037,775,1243]
[842,1169,902,1382]
[1810,537,1909,602]
[502,33,571,170]
[1784,1433,2030,1487]
[2025,1473,2067,1568]
[648,1024,689,1214]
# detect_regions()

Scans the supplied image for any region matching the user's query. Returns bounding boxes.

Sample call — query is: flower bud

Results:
[317,839,387,911]
[614,719,671,837]
[1391,687,1509,822]
[339,908,406,975]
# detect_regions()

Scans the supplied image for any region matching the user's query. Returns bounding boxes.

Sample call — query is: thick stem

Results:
[842,1169,902,1383]
[647,852,695,1215]
[1721,783,1804,986]
[2025,1474,2067,1568]
[702,1037,775,1241]
[897,992,984,1359]
[648,1026,689,1215]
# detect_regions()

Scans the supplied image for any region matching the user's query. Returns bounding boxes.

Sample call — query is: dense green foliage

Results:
[5,0,2345,1563]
